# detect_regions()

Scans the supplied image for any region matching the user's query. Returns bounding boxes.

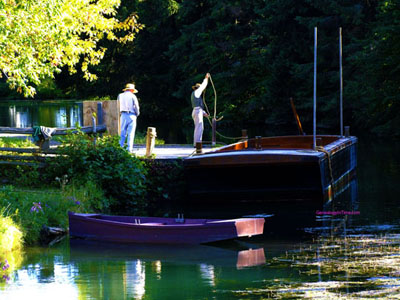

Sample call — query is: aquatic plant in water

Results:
[232,234,400,299]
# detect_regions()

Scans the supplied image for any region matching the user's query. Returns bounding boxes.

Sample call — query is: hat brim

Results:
[123,88,138,93]
[192,83,201,90]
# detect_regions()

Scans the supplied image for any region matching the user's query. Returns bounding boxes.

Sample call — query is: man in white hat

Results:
[118,83,140,153]
[191,73,210,146]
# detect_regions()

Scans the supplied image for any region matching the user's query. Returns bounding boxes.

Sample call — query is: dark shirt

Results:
[191,91,203,109]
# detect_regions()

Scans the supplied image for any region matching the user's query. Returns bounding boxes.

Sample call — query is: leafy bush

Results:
[48,131,148,215]
[144,159,185,216]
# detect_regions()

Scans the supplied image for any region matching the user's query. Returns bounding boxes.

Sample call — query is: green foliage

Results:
[0,187,42,244]
[0,208,23,253]
[0,0,143,97]
[0,138,41,187]
[0,208,23,283]
[48,131,148,215]
[0,137,35,148]
[0,183,106,245]
[346,0,400,137]
[0,164,42,188]
[1,0,399,138]
[143,159,185,215]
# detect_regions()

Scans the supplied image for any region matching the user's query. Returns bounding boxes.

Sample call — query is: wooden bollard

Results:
[255,136,262,150]
[146,127,157,157]
[241,129,248,140]
[195,142,203,154]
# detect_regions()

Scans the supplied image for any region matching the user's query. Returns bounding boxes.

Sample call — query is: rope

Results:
[209,75,217,119]
[201,74,246,142]
[315,145,335,198]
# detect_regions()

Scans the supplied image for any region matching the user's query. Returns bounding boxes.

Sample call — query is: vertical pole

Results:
[78,102,84,127]
[97,102,103,125]
[92,116,97,146]
[313,27,317,150]
[97,102,103,137]
[339,27,344,137]
[212,117,216,146]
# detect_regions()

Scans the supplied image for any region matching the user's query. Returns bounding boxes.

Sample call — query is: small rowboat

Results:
[68,212,265,244]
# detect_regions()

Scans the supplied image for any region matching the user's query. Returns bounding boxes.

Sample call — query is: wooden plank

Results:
[0,161,46,167]
[102,100,119,135]
[83,102,98,127]
[0,155,48,162]
[0,127,35,134]
[0,125,106,135]
[82,100,119,135]
[54,124,106,135]
[0,147,59,154]
[0,147,40,153]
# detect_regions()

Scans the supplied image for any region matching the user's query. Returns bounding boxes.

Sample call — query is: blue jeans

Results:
[120,112,137,152]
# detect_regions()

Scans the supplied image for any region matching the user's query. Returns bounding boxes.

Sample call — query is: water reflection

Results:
[0,100,83,128]
[125,260,145,300]
[65,239,266,300]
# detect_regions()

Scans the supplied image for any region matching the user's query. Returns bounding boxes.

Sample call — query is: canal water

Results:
[0,101,399,299]
[0,100,84,129]
[0,100,188,143]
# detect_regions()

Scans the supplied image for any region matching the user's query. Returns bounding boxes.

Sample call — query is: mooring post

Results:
[97,102,104,138]
[97,102,103,125]
[255,136,262,150]
[195,142,203,154]
[92,116,97,146]
[146,127,157,157]
[241,129,248,141]
[212,117,216,146]
[344,126,350,137]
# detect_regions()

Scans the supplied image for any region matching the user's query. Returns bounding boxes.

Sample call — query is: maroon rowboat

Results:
[68,212,265,244]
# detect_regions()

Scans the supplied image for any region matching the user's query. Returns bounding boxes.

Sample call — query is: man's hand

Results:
[203,112,209,118]
[205,73,210,79]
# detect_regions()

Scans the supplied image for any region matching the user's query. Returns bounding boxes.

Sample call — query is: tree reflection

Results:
[0,101,83,128]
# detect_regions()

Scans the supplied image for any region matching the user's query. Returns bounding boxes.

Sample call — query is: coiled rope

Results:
[202,74,245,141]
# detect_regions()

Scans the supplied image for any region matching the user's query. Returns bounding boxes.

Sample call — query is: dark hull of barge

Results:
[183,135,357,202]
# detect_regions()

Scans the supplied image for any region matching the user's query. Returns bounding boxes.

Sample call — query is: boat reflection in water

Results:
[69,239,266,299]
[305,176,359,236]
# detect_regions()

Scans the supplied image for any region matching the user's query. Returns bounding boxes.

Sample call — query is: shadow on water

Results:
[178,175,360,240]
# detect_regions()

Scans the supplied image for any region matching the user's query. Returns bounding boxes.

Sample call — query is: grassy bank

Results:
[0,210,23,283]
[0,132,185,246]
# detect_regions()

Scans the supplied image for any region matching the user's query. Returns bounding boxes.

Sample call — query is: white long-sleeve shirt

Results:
[194,78,209,98]
[118,91,140,116]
